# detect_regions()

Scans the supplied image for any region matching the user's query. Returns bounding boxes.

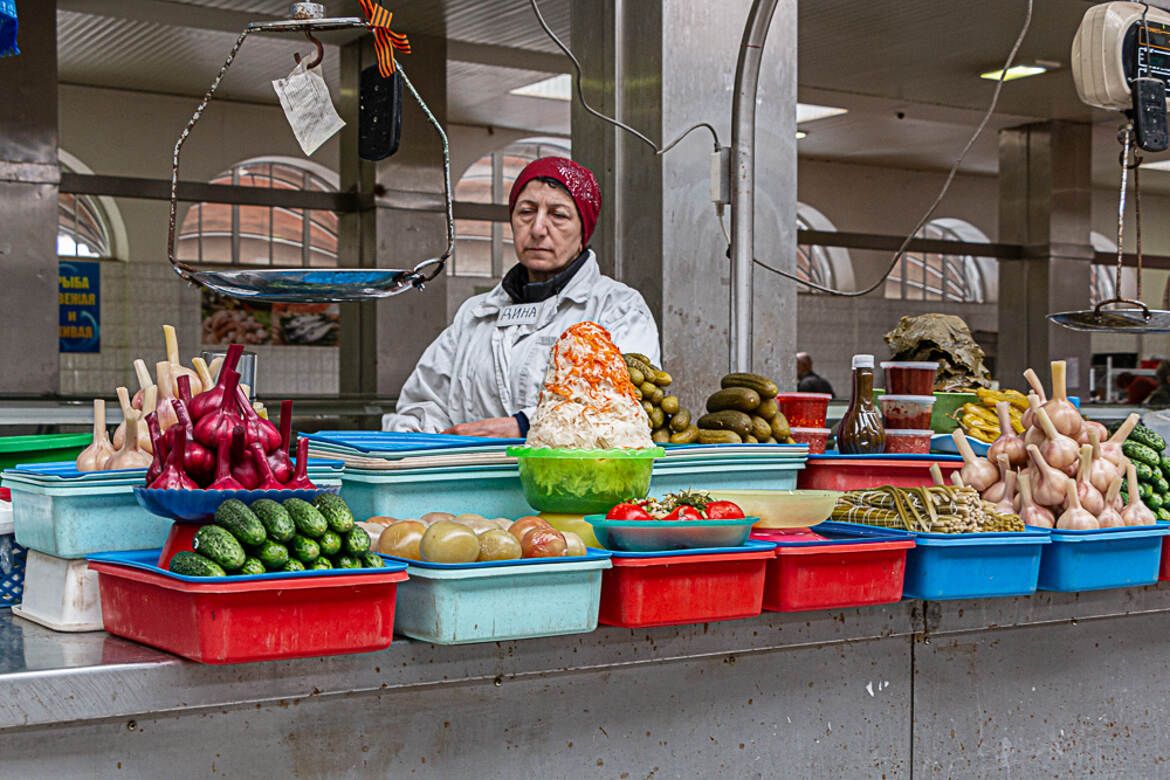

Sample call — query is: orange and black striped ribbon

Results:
[358,0,411,77]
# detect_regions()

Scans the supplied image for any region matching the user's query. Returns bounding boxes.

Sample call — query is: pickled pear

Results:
[376,520,426,560]
[419,521,480,563]
[476,529,522,561]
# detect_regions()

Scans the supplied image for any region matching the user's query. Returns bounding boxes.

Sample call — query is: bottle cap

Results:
[852,354,874,370]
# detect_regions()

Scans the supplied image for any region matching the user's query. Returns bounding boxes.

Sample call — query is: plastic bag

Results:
[0,0,18,58]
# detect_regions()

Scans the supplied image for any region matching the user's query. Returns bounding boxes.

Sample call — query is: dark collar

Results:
[502,249,590,304]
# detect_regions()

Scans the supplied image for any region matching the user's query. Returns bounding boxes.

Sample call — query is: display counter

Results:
[5,584,1170,776]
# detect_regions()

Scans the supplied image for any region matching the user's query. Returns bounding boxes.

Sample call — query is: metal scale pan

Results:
[165,10,453,303]
[1049,307,1170,333]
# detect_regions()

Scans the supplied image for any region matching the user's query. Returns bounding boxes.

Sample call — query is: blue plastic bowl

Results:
[134,485,340,522]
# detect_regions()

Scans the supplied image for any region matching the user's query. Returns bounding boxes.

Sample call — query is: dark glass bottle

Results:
[838,354,886,454]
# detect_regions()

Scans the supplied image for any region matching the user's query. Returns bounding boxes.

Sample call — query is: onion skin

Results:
[1072,444,1104,516]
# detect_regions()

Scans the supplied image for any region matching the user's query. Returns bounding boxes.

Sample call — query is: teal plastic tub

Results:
[650,460,805,495]
[7,482,173,559]
[341,466,531,521]
[392,555,612,644]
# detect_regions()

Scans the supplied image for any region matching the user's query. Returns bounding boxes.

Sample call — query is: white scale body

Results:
[1072,1,1170,111]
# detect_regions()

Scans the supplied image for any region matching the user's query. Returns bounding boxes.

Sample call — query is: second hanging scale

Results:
[1050,1,1170,333]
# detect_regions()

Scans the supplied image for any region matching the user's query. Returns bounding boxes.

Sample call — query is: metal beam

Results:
[59,172,360,210]
[797,229,1025,260]
[447,40,569,74]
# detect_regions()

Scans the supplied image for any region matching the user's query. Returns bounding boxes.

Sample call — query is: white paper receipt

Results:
[272,61,345,156]
[497,304,540,328]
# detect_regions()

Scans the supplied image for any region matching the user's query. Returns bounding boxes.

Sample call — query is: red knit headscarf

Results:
[507,157,601,246]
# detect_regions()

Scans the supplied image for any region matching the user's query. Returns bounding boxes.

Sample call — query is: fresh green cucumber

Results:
[282,559,306,572]
[343,527,371,556]
[250,499,295,543]
[312,493,355,533]
[214,499,267,547]
[283,498,327,539]
[1159,507,1170,524]
[254,540,290,571]
[318,530,342,557]
[290,534,320,564]
[1135,461,1155,482]
[192,525,246,571]
[1131,425,1166,453]
[1148,492,1165,511]
[169,551,225,577]
[239,557,266,576]
[309,559,333,570]
[333,554,360,569]
[1157,476,1170,495]
[359,552,385,568]
[1123,440,1160,468]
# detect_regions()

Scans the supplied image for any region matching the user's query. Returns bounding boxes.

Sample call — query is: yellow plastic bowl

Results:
[708,489,841,529]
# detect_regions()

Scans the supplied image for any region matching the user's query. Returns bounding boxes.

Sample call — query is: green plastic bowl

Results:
[0,434,92,471]
[507,446,664,514]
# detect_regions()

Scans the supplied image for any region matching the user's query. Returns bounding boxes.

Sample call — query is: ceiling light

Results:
[979,64,1049,82]
[795,130,808,140]
[795,102,847,123]
[1142,159,1170,171]
[509,74,571,101]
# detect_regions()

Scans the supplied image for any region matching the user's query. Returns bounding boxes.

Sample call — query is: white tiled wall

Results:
[60,261,339,398]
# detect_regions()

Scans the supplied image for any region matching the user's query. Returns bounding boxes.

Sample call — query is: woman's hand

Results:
[442,416,521,438]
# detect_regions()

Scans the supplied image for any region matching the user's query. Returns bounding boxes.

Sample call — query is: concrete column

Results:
[998,121,1094,395]
[338,34,449,397]
[572,0,798,409]
[0,1,59,393]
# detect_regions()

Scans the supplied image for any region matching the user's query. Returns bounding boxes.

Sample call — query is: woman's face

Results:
[510,180,583,282]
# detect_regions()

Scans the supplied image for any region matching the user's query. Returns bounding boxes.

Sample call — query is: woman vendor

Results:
[382,157,661,437]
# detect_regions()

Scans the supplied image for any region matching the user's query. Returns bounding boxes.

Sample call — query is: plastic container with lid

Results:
[776,393,831,428]
[883,429,933,454]
[880,361,939,396]
[789,427,831,454]
[879,394,936,430]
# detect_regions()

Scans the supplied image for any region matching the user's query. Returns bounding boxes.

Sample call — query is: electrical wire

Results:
[750,0,1034,296]
[529,0,721,154]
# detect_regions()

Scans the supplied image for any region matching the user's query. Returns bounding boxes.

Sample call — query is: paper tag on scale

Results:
[272,61,345,156]
[497,304,541,327]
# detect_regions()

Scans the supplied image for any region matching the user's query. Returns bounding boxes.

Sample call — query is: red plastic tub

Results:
[754,532,914,612]
[597,547,774,628]
[880,361,938,396]
[789,427,831,454]
[89,559,408,664]
[776,393,831,428]
[883,429,933,454]
[798,457,961,491]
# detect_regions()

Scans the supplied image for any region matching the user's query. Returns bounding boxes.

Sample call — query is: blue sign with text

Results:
[59,260,100,353]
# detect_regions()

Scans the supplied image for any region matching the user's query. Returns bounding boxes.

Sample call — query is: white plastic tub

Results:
[12,549,103,632]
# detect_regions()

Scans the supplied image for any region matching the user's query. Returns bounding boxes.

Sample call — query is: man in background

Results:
[796,352,835,396]
[1117,371,1157,405]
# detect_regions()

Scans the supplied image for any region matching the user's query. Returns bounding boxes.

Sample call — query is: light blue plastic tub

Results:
[392,555,612,644]
[650,460,805,495]
[8,482,173,559]
[1038,525,1169,592]
[341,467,530,520]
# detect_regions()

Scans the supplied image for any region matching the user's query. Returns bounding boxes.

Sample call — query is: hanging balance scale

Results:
[1050,1,1170,332]
[165,2,453,303]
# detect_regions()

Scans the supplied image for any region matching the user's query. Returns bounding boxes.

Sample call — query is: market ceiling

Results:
[52,0,1170,192]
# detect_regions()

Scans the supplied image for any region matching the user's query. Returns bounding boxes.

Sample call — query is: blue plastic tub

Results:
[833,523,1051,600]
[1037,525,1169,592]
[7,482,174,559]
[391,552,612,645]
[650,459,804,495]
[340,466,531,520]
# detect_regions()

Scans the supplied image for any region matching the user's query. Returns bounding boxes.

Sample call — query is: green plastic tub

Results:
[0,434,92,471]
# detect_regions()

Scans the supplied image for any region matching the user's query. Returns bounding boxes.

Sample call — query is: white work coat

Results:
[382,252,661,432]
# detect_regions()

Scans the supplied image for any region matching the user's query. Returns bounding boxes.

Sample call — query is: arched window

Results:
[57,151,123,259]
[885,218,991,303]
[452,137,571,277]
[795,202,855,293]
[176,157,339,267]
